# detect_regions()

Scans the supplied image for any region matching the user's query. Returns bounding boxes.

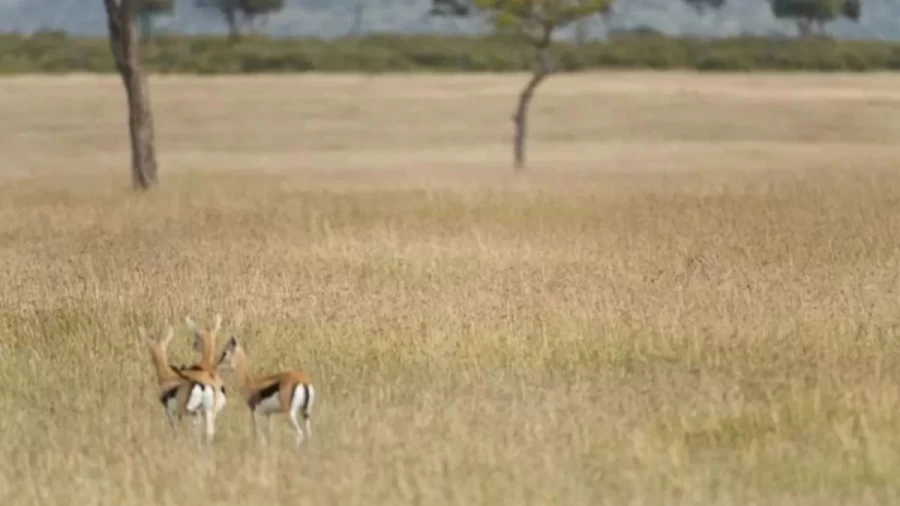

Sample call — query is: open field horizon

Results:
[2,72,900,505]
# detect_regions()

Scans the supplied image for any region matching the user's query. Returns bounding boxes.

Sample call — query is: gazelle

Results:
[182,314,228,421]
[215,335,316,446]
[138,325,221,444]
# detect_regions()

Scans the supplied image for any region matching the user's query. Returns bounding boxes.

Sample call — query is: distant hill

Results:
[1,0,899,40]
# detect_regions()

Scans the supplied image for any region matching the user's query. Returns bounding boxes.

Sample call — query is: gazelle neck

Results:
[147,343,179,387]
[198,334,216,370]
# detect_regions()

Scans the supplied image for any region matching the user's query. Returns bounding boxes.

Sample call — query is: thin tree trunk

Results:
[104,0,159,190]
[796,19,812,38]
[815,20,827,36]
[225,6,241,41]
[124,68,158,189]
[512,47,552,171]
[512,70,548,171]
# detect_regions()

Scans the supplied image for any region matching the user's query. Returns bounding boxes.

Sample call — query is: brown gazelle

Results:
[138,325,222,443]
[182,315,228,422]
[216,335,316,446]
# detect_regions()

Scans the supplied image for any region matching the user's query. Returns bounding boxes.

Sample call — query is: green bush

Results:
[1,31,900,74]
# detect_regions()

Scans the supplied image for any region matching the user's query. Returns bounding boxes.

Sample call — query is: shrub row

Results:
[2,31,900,74]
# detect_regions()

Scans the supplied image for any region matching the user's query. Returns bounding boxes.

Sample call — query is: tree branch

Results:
[103,0,138,75]
[104,0,122,35]
[103,0,120,17]
[533,22,555,75]
[536,46,553,75]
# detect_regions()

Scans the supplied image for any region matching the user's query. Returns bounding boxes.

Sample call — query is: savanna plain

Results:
[3,71,900,505]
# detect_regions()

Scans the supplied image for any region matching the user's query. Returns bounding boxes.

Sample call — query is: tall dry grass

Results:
[2,72,900,505]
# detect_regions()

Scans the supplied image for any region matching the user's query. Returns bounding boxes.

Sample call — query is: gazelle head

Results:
[215,335,242,372]
[184,314,223,371]
[184,314,222,352]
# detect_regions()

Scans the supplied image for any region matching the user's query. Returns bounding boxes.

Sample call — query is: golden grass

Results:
[2,71,900,505]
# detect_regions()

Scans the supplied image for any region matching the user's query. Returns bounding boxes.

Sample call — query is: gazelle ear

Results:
[185,315,199,334]
[215,339,234,367]
[212,314,223,334]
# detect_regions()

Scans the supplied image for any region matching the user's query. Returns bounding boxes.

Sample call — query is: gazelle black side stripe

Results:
[159,386,178,406]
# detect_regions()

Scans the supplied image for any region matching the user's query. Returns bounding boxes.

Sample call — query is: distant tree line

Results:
[134,0,864,41]
[136,0,286,40]
[6,29,895,74]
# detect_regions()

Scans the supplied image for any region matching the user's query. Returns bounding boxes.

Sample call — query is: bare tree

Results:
[103,0,159,190]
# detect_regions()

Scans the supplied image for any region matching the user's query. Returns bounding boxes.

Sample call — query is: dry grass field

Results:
[3,71,900,505]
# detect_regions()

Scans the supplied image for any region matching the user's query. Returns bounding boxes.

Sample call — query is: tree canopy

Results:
[136,0,174,15]
[196,0,286,38]
[474,0,614,46]
[770,0,862,36]
[682,0,727,14]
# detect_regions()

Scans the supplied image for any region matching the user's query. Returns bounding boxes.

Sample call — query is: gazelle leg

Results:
[178,418,191,441]
[165,410,178,437]
[192,413,203,444]
[266,414,274,444]
[191,415,204,449]
[303,411,312,442]
[299,385,314,443]
[289,409,305,446]
[251,410,265,445]
[204,409,216,445]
